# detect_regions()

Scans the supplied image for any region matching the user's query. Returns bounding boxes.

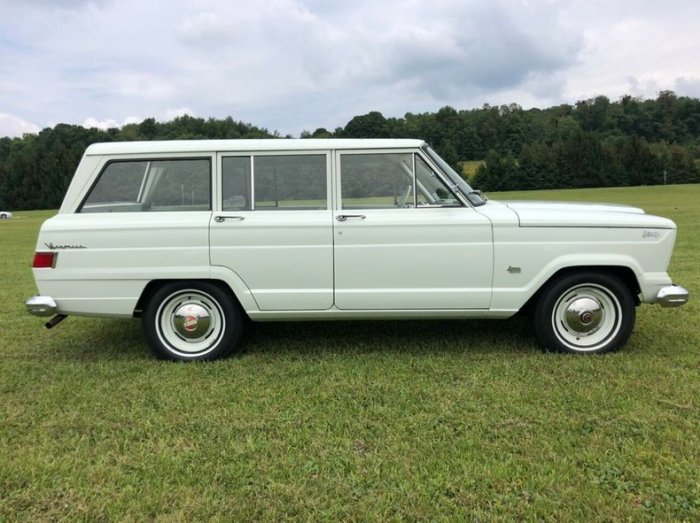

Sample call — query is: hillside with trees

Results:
[1,91,699,210]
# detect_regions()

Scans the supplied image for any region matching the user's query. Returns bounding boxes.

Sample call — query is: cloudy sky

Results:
[1,0,699,138]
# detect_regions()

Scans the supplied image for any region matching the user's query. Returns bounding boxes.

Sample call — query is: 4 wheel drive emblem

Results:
[183,316,199,331]
[507,266,522,274]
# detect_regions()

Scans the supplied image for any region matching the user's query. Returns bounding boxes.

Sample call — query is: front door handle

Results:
[336,214,366,222]
[214,215,245,223]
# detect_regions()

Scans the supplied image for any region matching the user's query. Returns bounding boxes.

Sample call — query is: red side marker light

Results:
[33,252,57,268]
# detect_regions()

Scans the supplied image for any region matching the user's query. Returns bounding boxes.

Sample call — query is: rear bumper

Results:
[26,296,57,317]
[654,285,689,307]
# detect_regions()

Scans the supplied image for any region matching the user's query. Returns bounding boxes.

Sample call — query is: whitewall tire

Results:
[534,272,636,354]
[142,281,243,361]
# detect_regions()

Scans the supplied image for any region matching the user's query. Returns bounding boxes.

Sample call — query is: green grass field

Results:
[1,185,698,520]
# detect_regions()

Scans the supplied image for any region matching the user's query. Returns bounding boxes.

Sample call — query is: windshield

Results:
[422,145,486,206]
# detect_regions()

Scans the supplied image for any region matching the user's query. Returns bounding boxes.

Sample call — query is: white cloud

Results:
[176,11,232,41]
[162,107,196,120]
[675,77,700,98]
[123,115,143,126]
[82,115,143,130]
[82,117,120,130]
[81,109,195,133]
[557,0,700,102]
[0,0,698,137]
[0,113,40,137]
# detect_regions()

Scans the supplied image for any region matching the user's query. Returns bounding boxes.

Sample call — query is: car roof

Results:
[85,139,426,156]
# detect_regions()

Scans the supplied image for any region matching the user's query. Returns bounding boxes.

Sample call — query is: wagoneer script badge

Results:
[44,242,87,249]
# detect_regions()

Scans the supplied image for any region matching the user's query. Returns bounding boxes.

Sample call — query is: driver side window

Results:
[340,153,414,209]
[339,152,461,209]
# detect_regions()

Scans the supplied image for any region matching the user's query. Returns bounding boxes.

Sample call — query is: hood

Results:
[498,200,675,229]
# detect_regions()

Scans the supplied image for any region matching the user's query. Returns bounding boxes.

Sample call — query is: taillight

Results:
[33,252,57,268]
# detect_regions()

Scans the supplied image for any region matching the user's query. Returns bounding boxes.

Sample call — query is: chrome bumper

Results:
[655,285,689,308]
[26,296,57,317]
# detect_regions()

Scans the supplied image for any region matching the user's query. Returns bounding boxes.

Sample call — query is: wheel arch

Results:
[133,278,249,319]
[520,265,641,314]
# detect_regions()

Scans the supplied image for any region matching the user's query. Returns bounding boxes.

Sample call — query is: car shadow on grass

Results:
[37,315,540,362]
[241,315,539,358]
[36,317,152,362]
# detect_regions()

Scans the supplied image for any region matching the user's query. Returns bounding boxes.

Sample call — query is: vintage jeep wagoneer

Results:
[26,139,688,360]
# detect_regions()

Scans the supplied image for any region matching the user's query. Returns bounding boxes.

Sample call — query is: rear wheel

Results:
[534,272,636,354]
[142,281,243,361]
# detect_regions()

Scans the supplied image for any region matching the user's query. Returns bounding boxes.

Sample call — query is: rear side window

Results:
[254,155,326,210]
[221,154,327,210]
[81,158,211,213]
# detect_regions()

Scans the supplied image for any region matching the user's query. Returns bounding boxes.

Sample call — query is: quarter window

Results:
[415,155,461,207]
[81,158,211,213]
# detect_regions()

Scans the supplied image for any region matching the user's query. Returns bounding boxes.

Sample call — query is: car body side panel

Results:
[33,212,211,317]
[333,207,494,310]
[488,224,676,312]
[210,210,335,311]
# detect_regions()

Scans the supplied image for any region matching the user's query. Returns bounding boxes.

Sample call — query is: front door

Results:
[333,151,493,310]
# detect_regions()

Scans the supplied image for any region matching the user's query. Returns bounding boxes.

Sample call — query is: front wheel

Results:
[533,272,636,354]
[142,281,243,361]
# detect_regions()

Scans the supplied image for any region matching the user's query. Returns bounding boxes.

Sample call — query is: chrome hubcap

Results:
[156,289,225,356]
[173,303,211,340]
[552,284,622,351]
[564,297,603,334]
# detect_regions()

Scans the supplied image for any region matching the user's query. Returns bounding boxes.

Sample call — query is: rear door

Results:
[209,151,334,311]
[333,150,493,310]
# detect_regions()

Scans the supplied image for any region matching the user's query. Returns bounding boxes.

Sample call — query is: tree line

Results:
[1,91,699,210]
[331,91,700,191]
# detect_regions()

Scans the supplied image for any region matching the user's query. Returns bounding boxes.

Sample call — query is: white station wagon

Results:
[26,139,688,360]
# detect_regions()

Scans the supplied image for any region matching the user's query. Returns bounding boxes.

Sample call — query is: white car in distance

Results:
[26,139,688,360]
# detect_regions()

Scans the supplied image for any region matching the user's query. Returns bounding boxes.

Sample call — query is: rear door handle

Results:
[214,215,245,223]
[336,214,366,222]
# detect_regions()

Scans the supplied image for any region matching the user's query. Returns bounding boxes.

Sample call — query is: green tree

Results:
[552,129,607,188]
[472,150,518,191]
[652,143,700,184]
[3,92,700,210]
[518,143,557,190]
[616,136,662,186]
[343,111,387,138]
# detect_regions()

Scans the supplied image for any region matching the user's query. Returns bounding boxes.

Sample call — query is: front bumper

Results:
[655,285,689,307]
[26,296,57,317]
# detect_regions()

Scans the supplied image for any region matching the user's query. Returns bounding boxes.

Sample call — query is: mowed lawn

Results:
[1,185,698,521]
